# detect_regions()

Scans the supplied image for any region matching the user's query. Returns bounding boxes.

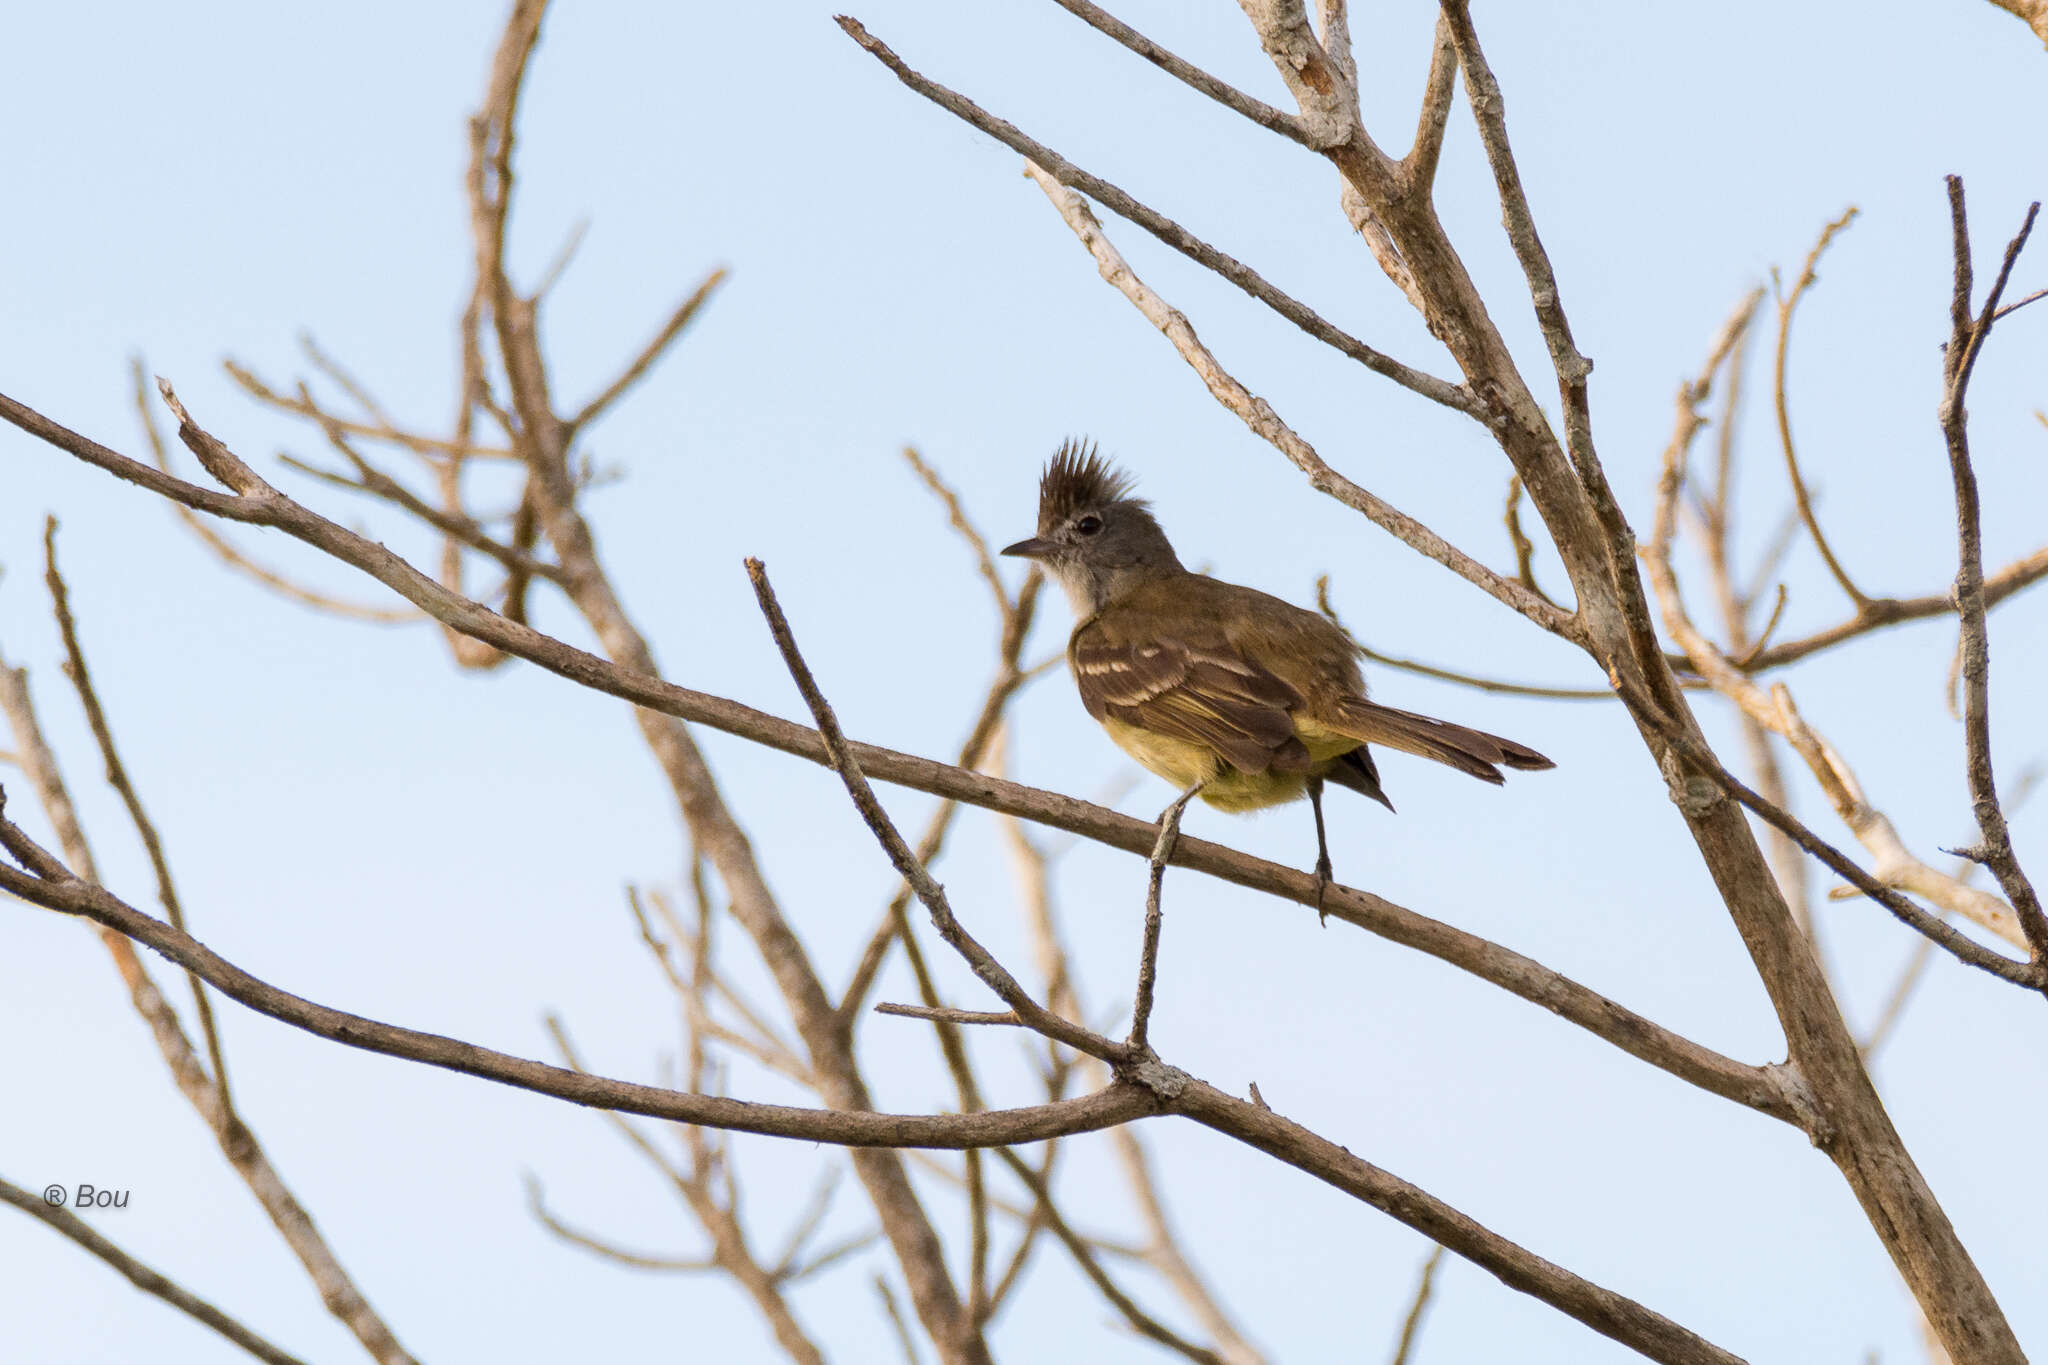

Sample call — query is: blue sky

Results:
[3,3,2045,1361]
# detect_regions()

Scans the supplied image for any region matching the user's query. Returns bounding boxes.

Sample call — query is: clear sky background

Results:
[3,3,2045,1362]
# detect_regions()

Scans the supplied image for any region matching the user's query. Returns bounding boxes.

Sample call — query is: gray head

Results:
[1000,440,1184,617]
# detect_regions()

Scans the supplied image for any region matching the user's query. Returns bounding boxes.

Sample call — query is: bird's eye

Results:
[1075,515,1103,536]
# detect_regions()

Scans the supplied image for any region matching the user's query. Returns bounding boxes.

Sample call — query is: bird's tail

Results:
[1326,699,1554,785]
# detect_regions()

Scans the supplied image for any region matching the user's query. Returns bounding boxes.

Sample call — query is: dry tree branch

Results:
[1405,17,1456,191]
[1313,576,1610,700]
[567,267,728,434]
[0,824,1152,1149]
[837,452,1044,1027]
[1770,208,1868,608]
[1024,164,1575,642]
[1128,784,1202,1056]
[0,676,1745,1362]
[225,359,516,461]
[626,887,813,1085]
[278,412,568,587]
[1861,765,2044,1058]
[523,1175,719,1272]
[1687,293,1821,946]
[836,16,1482,420]
[0,654,422,1365]
[1937,179,2048,960]
[1171,1077,1744,1365]
[128,360,417,624]
[0,385,1799,1123]
[1715,543,2048,673]
[1983,0,2048,50]
[877,1275,924,1365]
[992,1149,1224,1365]
[0,1175,309,1365]
[466,11,996,1353]
[1044,0,1309,148]
[747,558,1120,1066]
[42,521,235,1116]
[989,759,1265,1361]
[542,1016,830,1365]
[1611,675,2038,988]
[1644,303,2033,963]
[1388,1244,1446,1365]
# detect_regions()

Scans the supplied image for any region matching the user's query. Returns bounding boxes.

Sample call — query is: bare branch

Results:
[993,1149,1225,1365]
[1405,17,1456,190]
[1644,309,2035,968]
[1315,576,1609,700]
[0,675,421,1365]
[278,413,568,587]
[746,558,1121,1065]
[0,1175,309,1365]
[1721,544,2048,673]
[1129,784,1202,1055]
[0,831,1157,1148]
[1984,0,2048,45]
[43,520,235,1115]
[1026,165,1574,641]
[877,1276,924,1365]
[1937,178,2048,959]
[1388,1245,1446,1365]
[129,360,417,623]
[568,267,728,432]
[1771,208,1868,607]
[524,1174,718,1272]
[836,16,1480,418]
[1176,1078,1745,1365]
[225,359,516,461]
[0,391,1799,1120]
[1045,0,1310,148]
[877,1004,1024,1027]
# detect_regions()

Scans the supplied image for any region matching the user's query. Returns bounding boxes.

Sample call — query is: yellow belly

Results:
[1099,717,1350,813]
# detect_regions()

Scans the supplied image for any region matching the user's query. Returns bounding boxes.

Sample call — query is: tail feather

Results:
[1327,699,1554,784]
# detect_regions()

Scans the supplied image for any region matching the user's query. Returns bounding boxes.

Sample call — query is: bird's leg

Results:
[1128,781,1203,1055]
[1308,777,1334,926]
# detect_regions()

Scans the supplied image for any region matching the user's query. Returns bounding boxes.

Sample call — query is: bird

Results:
[1001,440,1554,917]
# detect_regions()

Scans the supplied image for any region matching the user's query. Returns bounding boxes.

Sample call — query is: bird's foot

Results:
[1313,852,1333,927]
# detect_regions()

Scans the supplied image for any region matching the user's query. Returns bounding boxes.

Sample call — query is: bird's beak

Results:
[1000,536,1056,560]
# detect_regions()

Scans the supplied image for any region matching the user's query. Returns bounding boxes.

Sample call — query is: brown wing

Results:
[1070,613,1311,776]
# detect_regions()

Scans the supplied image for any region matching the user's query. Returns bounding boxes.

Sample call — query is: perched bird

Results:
[1001,440,1553,913]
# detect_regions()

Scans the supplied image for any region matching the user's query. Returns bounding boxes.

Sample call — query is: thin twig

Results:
[43,520,236,1119]
[1644,316,2033,963]
[877,1004,1025,1027]
[568,267,728,432]
[1771,208,1868,607]
[836,16,1481,419]
[1389,1245,1446,1365]
[745,557,1124,1065]
[1045,0,1310,148]
[1937,178,2047,960]
[129,360,416,623]
[1405,17,1456,190]
[524,1174,717,1271]
[877,1276,924,1365]
[994,1150,1225,1365]
[1129,784,1201,1055]
[0,1175,309,1365]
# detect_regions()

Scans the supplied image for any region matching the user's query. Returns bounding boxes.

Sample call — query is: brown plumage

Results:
[1002,441,1554,908]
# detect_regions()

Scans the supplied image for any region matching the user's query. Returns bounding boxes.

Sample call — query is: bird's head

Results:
[1001,440,1184,615]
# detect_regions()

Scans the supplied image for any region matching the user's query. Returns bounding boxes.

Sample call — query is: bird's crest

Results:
[1038,439,1141,527]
